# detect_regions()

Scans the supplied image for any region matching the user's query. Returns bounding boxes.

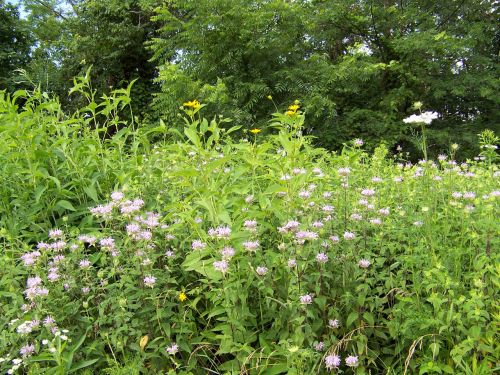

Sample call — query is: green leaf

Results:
[68,358,99,373]
[56,200,76,211]
[347,312,359,327]
[83,185,98,202]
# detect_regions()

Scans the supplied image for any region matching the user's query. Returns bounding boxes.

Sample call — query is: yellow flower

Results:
[250,128,261,134]
[286,110,297,117]
[178,292,187,302]
[267,95,273,100]
[183,100,201,109]
[139,335,149,351]
[288,104,300,112]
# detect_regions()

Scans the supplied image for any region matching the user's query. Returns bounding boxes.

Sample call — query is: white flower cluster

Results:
[403,111,439,125]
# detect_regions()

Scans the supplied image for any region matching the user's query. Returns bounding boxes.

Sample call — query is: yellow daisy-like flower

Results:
[250,128,261,134]
[286,110,297,116]
[178,292,187,302]
[288,104,300,112]
[183,100,201,109]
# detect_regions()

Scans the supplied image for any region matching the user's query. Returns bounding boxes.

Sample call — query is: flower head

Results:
[183,100,201,109]
[250,128,261,134]
[358,259,371,268]
[256,266,268,276]
[325,354,341,370]
[300,294,313,305]
[178,292,187,302]
[166,343,178,355]
[144,276,156,288]
[345,355,359,367]
[403,111,439,125]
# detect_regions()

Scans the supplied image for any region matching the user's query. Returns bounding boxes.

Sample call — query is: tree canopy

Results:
[2,0,499,157]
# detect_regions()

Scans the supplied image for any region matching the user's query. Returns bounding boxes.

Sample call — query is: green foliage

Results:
[150,0,500,157]
[21,0,159,118]
[0,0,31,91]
[0,84,499,373]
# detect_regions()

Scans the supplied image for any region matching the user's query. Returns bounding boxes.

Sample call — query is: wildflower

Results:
[288,259,297,268]
[20,251,41,267]
[413,221,423,226]
[48,229,63,238]
[19,344,35,357]
[220,246,235,259]
[358,259,371,268]
[312,221,324,228]
[166,343,179,355]
[267,95,272,100]
[314,342,324,351]
[361,189,375,197]
[213,260,229,273]
[208,226,231,239]
[344,231,356,240]
[243,220,257,232]
[47,271,60,282]
[338,167,351,176]
[278,220,300,233]
[120,199,143,215]
[144,276,156,288]
[370,218,382,225]
[403,111,439,124]
[179,292,187,302]
[463,192,476,200]
[79,259,91,269]
[299,190,311,199]
[316,252,328,263]
[110,191,124,201]
[191,240,206,250]
[245,195,254,203]
[329,235,339,243]
[323,191,332,198]
[243,241,259,252]
[300,294,313,305]
[90,204,114,217]
[50,241,66,251]
[345,355,359,367]
[292,168,306,175]
[183,99,201,109]
[81,287,90,294]
[250,128,261,134]
[322,205,334,212]
[354,138,364,146]
[138,231,152,241]
[325,354,341,370]
[16,321,34,334]
[328,319,340,328]
[256,266,268,276]
[350,213,362,221]
[99,237,115,249]
[43,316,55,326]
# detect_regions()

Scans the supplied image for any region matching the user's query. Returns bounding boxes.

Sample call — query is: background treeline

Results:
[1,0,499,159]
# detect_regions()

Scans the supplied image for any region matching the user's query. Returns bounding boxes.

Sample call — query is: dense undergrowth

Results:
[0,83,499,374]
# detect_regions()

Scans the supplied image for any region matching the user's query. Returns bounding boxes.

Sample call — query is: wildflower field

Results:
[0,85,499,374]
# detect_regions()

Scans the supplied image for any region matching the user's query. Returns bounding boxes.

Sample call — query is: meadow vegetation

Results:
[0,81,498,374]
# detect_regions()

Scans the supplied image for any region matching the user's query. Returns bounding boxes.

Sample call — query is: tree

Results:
[22,0,159,117]
[150,0,500,158]
[0,0,31,91]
